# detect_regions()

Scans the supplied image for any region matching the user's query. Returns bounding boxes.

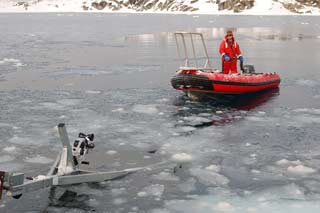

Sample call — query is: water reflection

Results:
[173,88,280,128]
[124,27,319,46]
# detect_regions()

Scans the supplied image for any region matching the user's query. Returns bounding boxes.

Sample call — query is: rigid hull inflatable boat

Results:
[171,69,281,95]
[172,32,281,96]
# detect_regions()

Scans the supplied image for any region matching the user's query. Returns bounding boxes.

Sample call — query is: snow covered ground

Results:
[0,0,319,15]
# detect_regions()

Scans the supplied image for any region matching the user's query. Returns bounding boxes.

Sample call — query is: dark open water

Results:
[0,13,320,213]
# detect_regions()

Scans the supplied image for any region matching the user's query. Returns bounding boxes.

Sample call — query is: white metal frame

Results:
[0,123,140,200]
[174,32,213,71]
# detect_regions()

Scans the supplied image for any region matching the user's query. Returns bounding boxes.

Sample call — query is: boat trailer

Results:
[0,123,140,201]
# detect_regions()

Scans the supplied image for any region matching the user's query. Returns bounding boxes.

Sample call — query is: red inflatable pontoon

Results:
[171,69,281,95]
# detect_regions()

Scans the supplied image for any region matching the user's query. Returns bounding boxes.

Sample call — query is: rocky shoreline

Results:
[10,0,320,14]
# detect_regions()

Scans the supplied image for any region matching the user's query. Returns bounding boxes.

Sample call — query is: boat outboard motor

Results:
[243,65,255,74]
[72,132,95,165]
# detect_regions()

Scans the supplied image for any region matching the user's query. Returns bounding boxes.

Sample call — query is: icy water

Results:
[1,13,320,212]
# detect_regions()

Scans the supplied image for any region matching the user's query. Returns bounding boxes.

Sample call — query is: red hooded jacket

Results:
[219,35,242,60]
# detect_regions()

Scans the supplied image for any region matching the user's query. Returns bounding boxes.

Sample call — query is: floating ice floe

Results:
[113,198,127,205]
[38,102,64,110]
[132,104,158,114]
[178,178,196,193]
[245,116,266,122]
[0,163,22,172]
[205,164,221,173]
[296,79,318,87]
[190,167,229,186]
[142,184,165,198]
[213,202,235,212]
[85,90,101,94]
[57,99,81,106]
[3,146,17,153]
[171,153,193,163]
[151,171,180,181]
[149,208,171,213]
[24,155,54,164]
[175,126,196,133]
[293,108,320,115]
[0,155,15,163]
[111,188,127,197]
[182,116,212,126]
[0,123,12,127]
[287,165,316,175]
[106,150,117,155]
[276,159,302,166]
[0,58,24,67]
[137,191,148,197]
[112,107,126,113]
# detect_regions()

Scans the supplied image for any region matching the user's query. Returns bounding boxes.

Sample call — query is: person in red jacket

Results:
[219,30,244,74]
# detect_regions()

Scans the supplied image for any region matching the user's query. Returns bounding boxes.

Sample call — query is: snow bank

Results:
[0,0,319,15]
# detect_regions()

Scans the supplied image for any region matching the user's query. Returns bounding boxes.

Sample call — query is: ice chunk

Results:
[111,188,126,197]
[245,116,265,122]
[149,209,171,213]
[24,155,54,164]
[287,165,316,175]
[178,178,196,193]
[182,116,212,124]
[175,126,196,133]
[296,79,318,87]
[190,167,229,186]
[247,207,258,212]
[276,159,302,166]
[113,198,127,205]
[142,184,165,198]
[0,163,22,172]
[165,183,320,212]
[205,164,221,173]
[137,191,148,197]
[39,102,64,110]
[106,150,117,155]
[34,175,47,180]
[132,104,158,114]
[152,171,180,181]
[57,99,81,106]
[293,108,320,115]
[3,146,17,153]
[131,206,139,211]
[0,155,15,163]
[85,90,101,94]
[213,202,235,212]
[112,108,126,113]
[88,198,99,207]
[0,58,24,67]
[251,169,261,174]
[171,153,193,163]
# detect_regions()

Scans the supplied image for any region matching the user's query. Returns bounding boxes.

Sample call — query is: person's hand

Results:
[223,54,230,61]
[238,56,244,63]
